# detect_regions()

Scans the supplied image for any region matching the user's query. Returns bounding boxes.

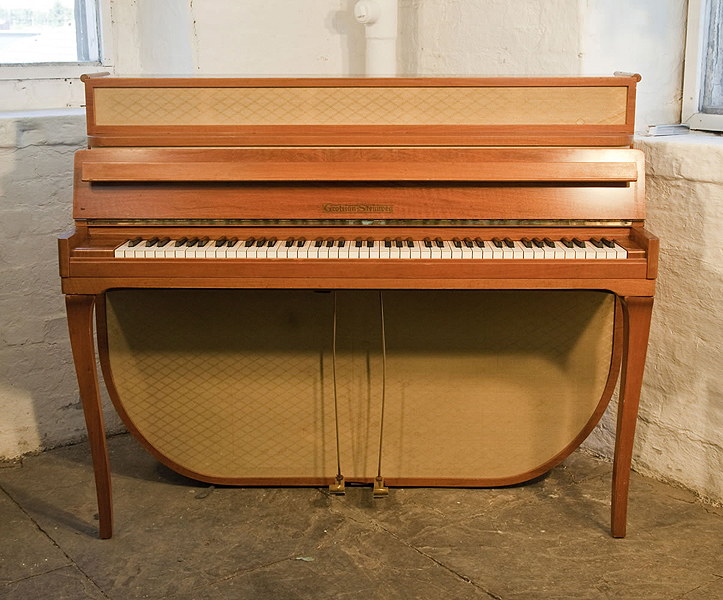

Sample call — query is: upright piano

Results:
[60,73,657,539]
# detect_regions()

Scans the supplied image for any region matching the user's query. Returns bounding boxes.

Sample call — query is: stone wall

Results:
[0,112,124,457]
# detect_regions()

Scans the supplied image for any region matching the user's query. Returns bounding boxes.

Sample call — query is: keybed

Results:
[114,236,628,260]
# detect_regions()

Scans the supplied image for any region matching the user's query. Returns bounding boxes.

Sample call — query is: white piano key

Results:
[552,243,565,259]
[421,243,433,259]
[114,241,131,258]
[411,243,422,259]
[380,242,391,259]
[450,243,463,259]
[266,242,280,259]
[226,241,242,258]
[370,241,382,259]
[511,243,524,259]
[516,242,534,260]
[542,245,556,259]
[491,244,504,259]
[400,244,412,259]
[471,244,484,260]
[349,243,360,259]
[584,244,597,259]
[482,245,493,259]
[298,241,312,259]
[614,242,628,259]
[328,244,340,259]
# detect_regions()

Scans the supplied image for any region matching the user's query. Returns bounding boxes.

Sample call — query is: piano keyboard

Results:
[114,236,628,260]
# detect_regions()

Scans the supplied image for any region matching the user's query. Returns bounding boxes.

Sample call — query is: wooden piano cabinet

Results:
[58,75,657,540]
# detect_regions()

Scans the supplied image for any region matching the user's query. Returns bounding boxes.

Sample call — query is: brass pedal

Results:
[328,474,346,495]
[373,476,389,498]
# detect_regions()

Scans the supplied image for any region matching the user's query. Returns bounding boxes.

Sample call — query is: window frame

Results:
[682,0,723,131]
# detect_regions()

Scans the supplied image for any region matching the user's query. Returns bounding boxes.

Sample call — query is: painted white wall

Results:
[1,0,721,505]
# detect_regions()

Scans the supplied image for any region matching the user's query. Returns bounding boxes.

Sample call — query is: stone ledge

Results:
[0,109,86,149]
[635,132,723,185]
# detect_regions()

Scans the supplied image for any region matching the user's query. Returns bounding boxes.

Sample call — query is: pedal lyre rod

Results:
[373,290,389,498]
[328,291,345,495]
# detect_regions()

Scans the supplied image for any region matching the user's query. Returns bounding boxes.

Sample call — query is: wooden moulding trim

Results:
[63,278,657,296]
[87,134,635,148]
[95,291,624,488]
[83,75,642,89]
[80,161,639,184]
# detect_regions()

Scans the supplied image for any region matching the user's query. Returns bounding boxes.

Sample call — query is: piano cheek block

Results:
[61,74,655,539]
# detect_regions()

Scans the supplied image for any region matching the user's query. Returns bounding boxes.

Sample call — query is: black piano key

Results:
[492,237,503,248]
[406,237,414,248]
[543,237,556,248]
[174,237,188,247]
[244,237,256,247]
[296,237,306,247]
[434,237,444,248]
[267,237,278,247]
[128,236,143,247]
[384,238,392,248]
[423,237,433,248]
[326,238,335,248]
[314,237,324,247]
[215,236,227,247]
[601,237,615,248]
[474,237,484,248]
[187,237,199,247]
[532,237,544,248]
[503,237,515,248]
[255,237,267,247]
[589,237,604,248]
[355,237,363,248]
[572,237,586,248]
[560,237,574,248]
[452,237,462,248]
[338,238,346,247]
[157,237,170,248]
[197,237,210,247]
[226,237,238,247]
[395,238,403,248]
[521,237,533,248]
[285,237,295,247]
[145,236,159,247]
[463,237,473,248]
[367,238,374,248]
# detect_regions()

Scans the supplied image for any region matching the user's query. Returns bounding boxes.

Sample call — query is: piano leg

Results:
[611,295,654,538]
[65,294,113,539]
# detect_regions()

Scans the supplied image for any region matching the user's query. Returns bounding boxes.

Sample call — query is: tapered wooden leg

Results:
[611,296,654,538]
[66,294,113,539]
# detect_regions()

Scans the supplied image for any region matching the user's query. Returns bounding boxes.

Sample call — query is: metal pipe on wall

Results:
[354,0,398,76]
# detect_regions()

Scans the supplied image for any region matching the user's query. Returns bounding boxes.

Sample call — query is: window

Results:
[683,0,723,131]
[0,0,100,64]
[0,0,110,111]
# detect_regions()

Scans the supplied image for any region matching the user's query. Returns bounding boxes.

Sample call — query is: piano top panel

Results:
[82,75,640,148]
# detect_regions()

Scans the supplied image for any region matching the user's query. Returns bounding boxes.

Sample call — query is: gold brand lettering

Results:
[322,203,393,213]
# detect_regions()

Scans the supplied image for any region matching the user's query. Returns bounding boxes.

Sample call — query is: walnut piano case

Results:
[60,74,656,539]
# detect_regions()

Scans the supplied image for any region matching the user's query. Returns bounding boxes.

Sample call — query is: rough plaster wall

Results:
[0,113,124,458]
[580,0,688,128]
[583,135,723,502]
[399,0,581,75]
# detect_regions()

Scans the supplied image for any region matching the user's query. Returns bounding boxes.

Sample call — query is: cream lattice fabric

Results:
[94,86,627,127]
[105,290,614,482]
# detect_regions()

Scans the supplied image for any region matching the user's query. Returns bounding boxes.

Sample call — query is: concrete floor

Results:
[0,434,721,600]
